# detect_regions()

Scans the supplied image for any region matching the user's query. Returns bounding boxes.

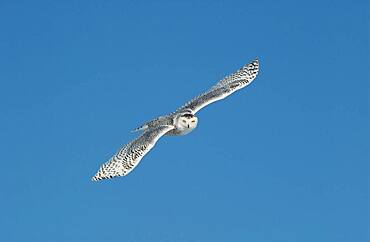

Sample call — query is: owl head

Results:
[177,113,198,130]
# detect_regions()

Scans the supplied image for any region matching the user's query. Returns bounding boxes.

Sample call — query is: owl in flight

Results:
[92,59,259,181]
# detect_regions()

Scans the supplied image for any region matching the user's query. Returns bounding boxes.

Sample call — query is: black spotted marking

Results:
[229,83,240,89]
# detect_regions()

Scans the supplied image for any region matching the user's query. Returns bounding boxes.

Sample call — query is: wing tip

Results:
[250,58,259,69]
[91,174,118,181]
[91,174,102,181]
[246,58,260,76]
[91,168,128,181]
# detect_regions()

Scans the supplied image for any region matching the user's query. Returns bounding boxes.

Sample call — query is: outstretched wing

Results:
[176,59,259,114]
[92,125,175,181]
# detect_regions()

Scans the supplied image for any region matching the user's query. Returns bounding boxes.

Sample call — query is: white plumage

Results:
[92,59,259,181]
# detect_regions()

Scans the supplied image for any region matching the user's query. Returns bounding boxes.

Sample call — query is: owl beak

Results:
[187,124,190,128]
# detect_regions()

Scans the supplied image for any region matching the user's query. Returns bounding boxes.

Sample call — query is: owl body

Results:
[166,112,198,136]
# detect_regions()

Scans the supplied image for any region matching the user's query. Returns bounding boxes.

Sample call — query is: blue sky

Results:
[0,0,368,241]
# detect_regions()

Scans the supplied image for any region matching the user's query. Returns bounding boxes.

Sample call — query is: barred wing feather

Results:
[92,125,175,181]
[177,59,259,114]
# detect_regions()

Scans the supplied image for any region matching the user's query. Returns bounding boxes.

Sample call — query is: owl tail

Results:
[131,124,149,133]
[131,116,167,133]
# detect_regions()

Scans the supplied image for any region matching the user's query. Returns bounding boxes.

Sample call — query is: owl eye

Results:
[182,120,186,123]
[191,120,195,123]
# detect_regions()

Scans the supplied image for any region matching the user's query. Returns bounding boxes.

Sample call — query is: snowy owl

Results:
[92,59,259,181]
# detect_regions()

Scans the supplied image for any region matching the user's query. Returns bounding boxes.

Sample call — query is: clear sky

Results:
[0,0,368,241]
